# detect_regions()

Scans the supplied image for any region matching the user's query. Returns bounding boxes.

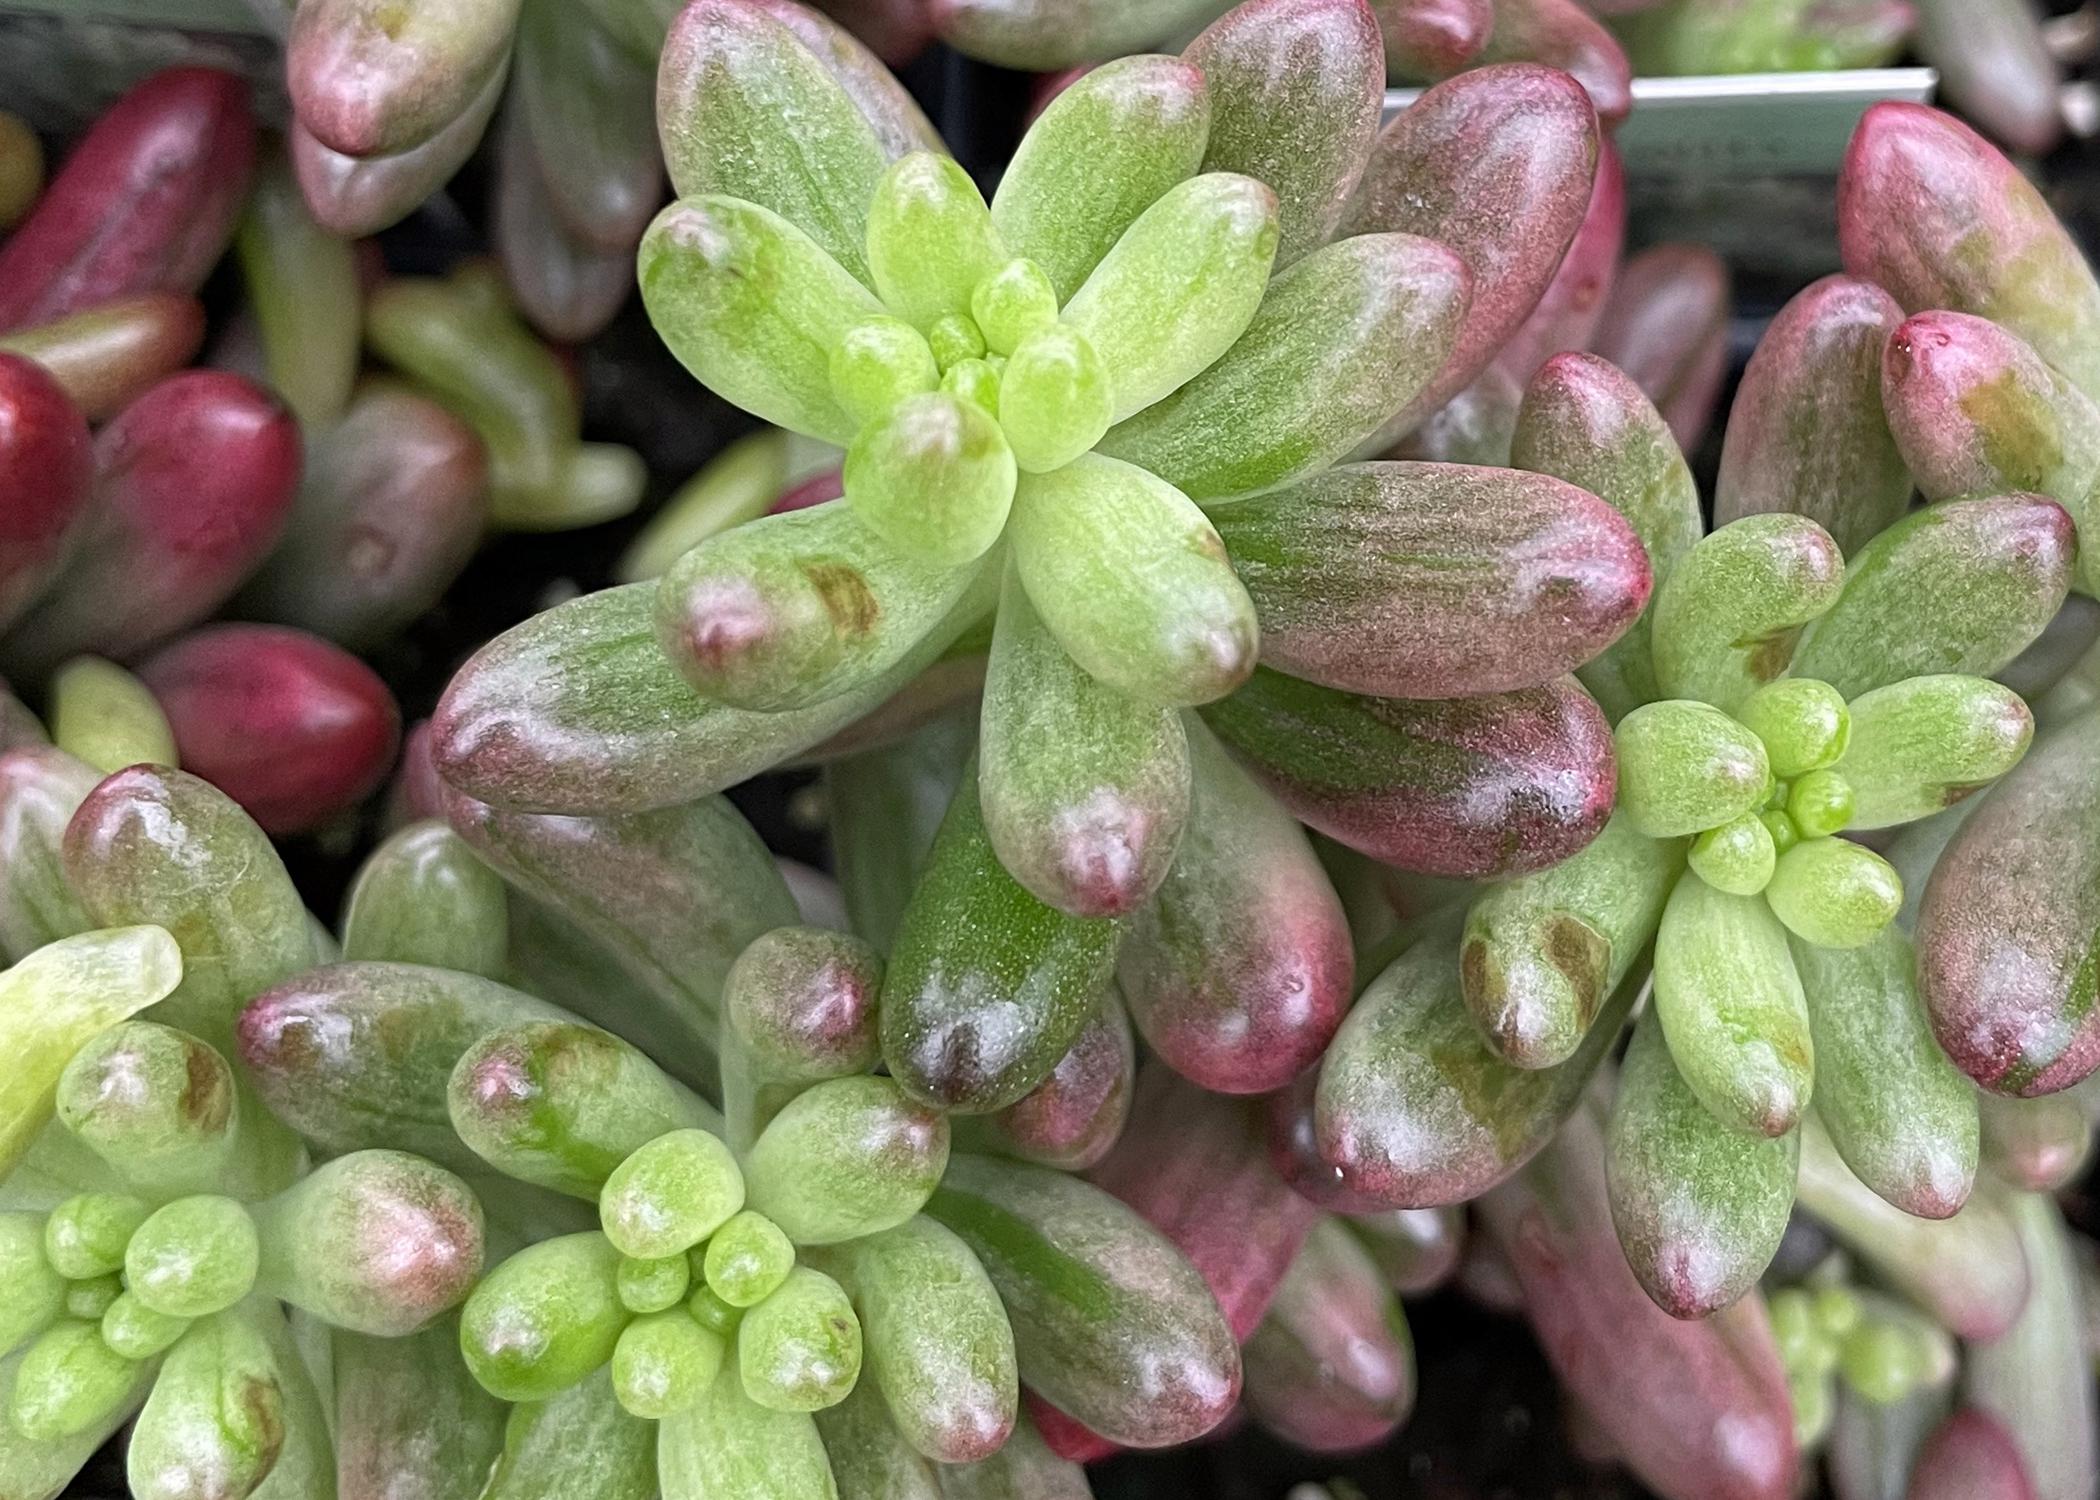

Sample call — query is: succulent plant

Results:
[3,8,2100,1500]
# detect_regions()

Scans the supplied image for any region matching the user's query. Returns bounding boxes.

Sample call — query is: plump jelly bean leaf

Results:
[1291,916,1636,1210]
[64,766,309,1061]
[865,151,1007,333]
[1651,515,1847,716]
[1344,64,1600,452]
[251,1149,484,1337]
[1476,1098,1802,1500]
[1118,717,1351,1094]
[1794,1116,2028,1343]
[657,0,891,286]
[1836,675,2032,830]
[432,573,994,816]
[1460,811,1681,1071]
[1211,460,1649,699]
[1651,875,1815,1138]
[1201,667,1615,879]
[342,818,510,978]
[925,1153,1239,1450]
[1790,495,2076,700]
[640,195,885,446]
[744,1075,948,1246]
[841,397,1017,567]
[881,760,1122,1114]
[0,925,183,1180]
[1765,838,1903,951]
[979,570,1191,919]
[1605,1008,1799,1320]
[1840,100,2100,403]
[990,56,1211,305]
[1511,351,1703,722]
[460,1232,627,1402]
[1613,700,1771,839]
[1098,234,1469,503]
[719,925,883,1149]
[1712,275,1911,555]
[1008,454,1257,709]
[449,1020,719,1199]
[823,1215,1018,1464]
[1917,707,2100,1096]
[1059,172,1279,425]
[1793,926,1978,1219]
[128,1301,289,1500]
[1184,0,1383,267]
[656,497,992,708]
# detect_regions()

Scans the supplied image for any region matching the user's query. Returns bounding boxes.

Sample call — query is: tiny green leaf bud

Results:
[1769,1288,1816,1368]
[998,324,1114,473]
[617,1254,692,1316]
[599,1129,745,1262]
[611,1309,724,1419]
[685,1282,743,1337]
[1689,812,1778,896]
[1838,1320,1923,1405]
[1813,1285,1862,1339]
[1737,678,1850,778]
[49,656,178,774]
[45,1194,151,1281]
[927,313,987,371]
[940,357,1001,416]
[1766,838,1902,949]
[829,316,938,430]
[1787,769,1856,838]
[1791,1370,1834,1447]
[702,1211,795,1308]
[124,1196,260,1320]
[972,258,1058,356]
[64,1274,122,1322]
[99,1292,188,1360]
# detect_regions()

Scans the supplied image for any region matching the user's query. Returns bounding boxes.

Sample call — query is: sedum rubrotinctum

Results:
[629,0,1476,911]
[437,0,1657,1113]
[0,763,490,1500]
[1570,505,2035,1321]
[237,845,1243,1499]
[1453,338,2041,1294]
[1273,312,2066,1334]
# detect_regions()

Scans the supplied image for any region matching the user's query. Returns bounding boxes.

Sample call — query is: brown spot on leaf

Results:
[180,1041,232,1132]
[1461,937,1499,1013]
[1741,625,1804,684]
[804,564,880,638]
[238,1376,287,1470]
[1546,917,1608,1027]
